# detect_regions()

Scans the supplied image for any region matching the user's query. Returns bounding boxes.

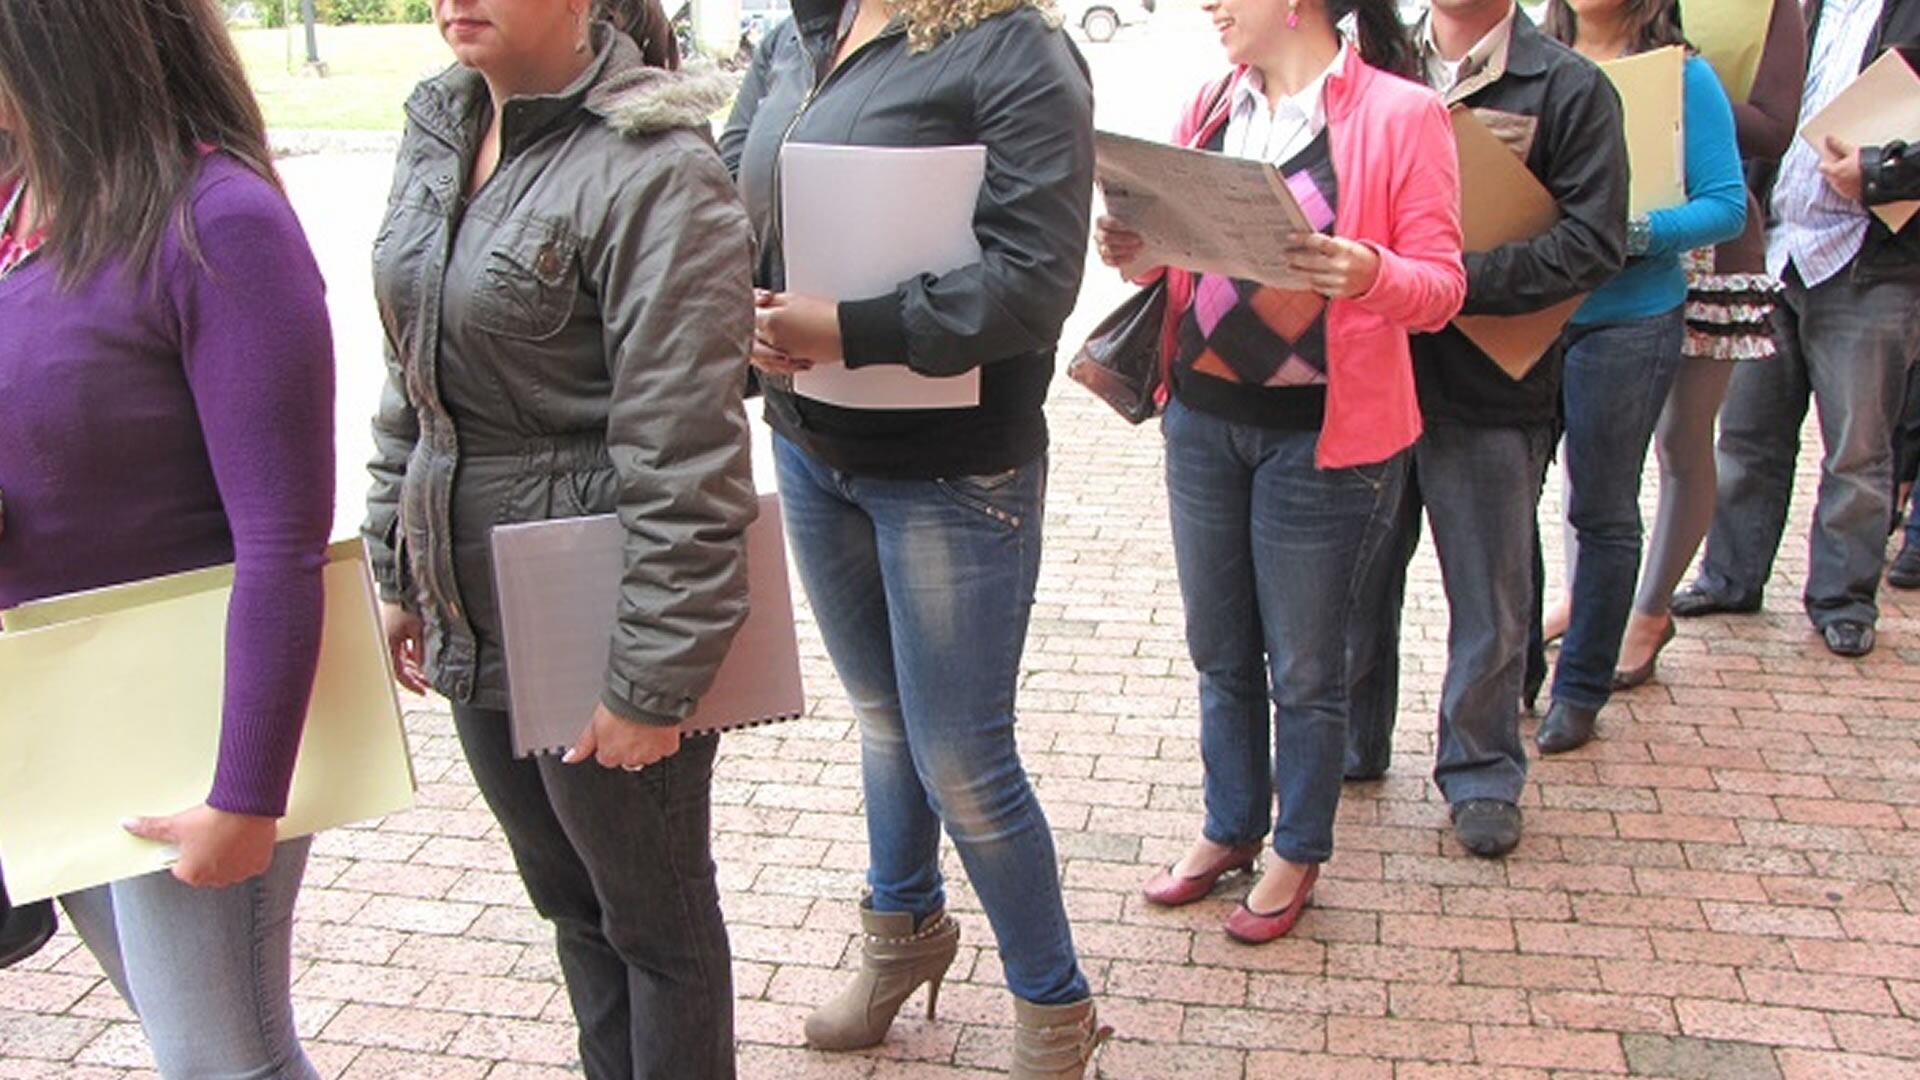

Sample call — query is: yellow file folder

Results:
[0,540,415,902]
[1681,0,1772,104]
[1600,46,1688,218]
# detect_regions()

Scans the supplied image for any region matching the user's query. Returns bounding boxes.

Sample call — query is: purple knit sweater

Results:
[0,154,335,818]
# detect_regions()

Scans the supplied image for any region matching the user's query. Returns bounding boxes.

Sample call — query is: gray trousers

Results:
[1347,423,1550,805]
[1694,264,1920,628]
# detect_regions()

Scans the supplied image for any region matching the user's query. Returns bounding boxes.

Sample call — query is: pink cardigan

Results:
[1151,50,1466,469]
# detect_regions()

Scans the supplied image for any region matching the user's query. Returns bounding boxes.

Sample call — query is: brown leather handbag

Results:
[1066,280,1168,425]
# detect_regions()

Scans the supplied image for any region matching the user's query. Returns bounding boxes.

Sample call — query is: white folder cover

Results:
[490,494,804,757]
[780,142,986,410]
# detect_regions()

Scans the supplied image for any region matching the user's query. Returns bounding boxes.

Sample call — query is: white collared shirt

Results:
[1224,41,1349,165]
[1422,6,1517,93]
[1766,0,1885,285]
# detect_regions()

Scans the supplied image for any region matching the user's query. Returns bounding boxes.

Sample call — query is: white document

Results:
[490,494,805,758]
[1095,130,1315,288]
[780,143,985,410]
[0,542,415,903]
[1799,49,1920,232]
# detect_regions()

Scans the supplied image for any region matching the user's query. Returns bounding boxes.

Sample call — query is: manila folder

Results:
[491,493,805,758]
[0,540,415,903]
[1600,46,1688,217]
[1450,108,1585,380]
[781,143,984,410]
[1799,48,1920,233]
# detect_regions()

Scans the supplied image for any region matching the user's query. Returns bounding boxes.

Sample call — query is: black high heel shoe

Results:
[1611,619,1676,691]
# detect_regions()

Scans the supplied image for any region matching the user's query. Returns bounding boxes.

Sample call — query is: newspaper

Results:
[1095,130,1314,288]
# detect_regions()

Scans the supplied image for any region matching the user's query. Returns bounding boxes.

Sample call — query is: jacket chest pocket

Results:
[471,216,582,341]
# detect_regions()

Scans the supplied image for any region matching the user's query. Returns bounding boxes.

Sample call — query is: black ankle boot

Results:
[1534,701,1599,755]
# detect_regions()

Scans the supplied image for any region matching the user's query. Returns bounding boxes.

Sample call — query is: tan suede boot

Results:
[1010,996,1111,1079]
[803,904,960,1051]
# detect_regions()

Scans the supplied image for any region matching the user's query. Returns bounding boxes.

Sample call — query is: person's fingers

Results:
[750,342,810,374]
[562,723,597,765]
[122,815,178,844]
[1824,134,1856,159]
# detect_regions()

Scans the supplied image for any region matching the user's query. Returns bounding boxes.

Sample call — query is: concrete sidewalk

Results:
[4,375,1918,1079]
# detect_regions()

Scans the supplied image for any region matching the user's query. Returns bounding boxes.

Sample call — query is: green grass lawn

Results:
[234,23,450,132]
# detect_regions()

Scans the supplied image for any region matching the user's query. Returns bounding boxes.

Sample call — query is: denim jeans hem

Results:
[1435,771,1527,807]
[1267,842,1331,867]
[1803,598,1879,630]
[1202,826,1266,849]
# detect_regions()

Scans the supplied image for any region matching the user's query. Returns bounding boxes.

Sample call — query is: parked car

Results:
[1064,0,1153,44]
[740,0,792,48]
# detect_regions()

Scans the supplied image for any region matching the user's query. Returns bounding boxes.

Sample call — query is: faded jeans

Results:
[773,434,1088,1006]
[1163,398,1405,864]
[62,836,320,1080]
[1694,265,1920,627]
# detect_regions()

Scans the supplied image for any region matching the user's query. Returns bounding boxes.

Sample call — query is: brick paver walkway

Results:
[6,366,1918,1078]
[7,62,1920,1064]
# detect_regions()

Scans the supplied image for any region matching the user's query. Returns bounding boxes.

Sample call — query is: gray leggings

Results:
[1635,355,1738,615]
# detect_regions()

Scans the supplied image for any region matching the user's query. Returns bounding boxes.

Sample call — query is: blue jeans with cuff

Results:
[1163,398,1405,865]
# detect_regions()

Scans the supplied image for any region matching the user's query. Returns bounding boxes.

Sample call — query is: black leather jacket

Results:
[720,1,1095,479]
[1410,11,1630,430]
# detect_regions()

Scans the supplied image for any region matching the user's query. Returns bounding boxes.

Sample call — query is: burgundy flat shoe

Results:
[1224,863,1320,945]
[1141,841,1263,907]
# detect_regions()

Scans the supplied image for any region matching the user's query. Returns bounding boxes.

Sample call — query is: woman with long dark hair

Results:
[1533,0,1746,752]
[364,1,756,1076]
[720,0,1105,1074]
[0,0,333,1075]
[1099,0,1464,943]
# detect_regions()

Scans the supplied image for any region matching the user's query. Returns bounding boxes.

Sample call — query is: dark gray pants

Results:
[1693,266,1920,628]
[452,706,734,1080]
[1347,422,1550,805]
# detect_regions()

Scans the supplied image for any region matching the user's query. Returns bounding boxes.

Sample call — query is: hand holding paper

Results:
[563,703,684,771]
[754,292,844,367]
[1095,130,1316,288]
[122,804,277,889]
[1819,136,1866,204]
[1095,214,1146,275]
[1285,233,1380,299]
[1797,49,1920,231]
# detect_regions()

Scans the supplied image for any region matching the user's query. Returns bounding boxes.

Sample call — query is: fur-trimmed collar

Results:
[588,60,738,136]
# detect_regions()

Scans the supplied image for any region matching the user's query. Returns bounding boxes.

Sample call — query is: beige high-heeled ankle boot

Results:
[803,903,960,1051]
[1010,996,1111,1079]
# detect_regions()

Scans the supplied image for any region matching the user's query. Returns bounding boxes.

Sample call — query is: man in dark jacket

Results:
[1676,1,1920,658]
[1346,0,1628,857]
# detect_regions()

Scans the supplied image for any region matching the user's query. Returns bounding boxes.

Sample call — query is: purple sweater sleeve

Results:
[169,169,336,818]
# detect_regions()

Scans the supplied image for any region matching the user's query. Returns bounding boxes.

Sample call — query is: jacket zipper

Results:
[766,21,907,272]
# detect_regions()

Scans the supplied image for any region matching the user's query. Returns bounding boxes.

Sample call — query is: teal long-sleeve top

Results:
[1573,54,1748,325]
